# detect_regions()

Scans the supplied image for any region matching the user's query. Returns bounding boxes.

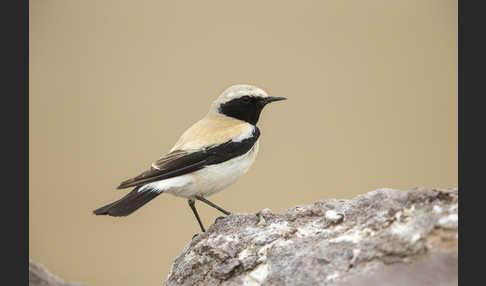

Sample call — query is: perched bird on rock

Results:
[93,84,286,232]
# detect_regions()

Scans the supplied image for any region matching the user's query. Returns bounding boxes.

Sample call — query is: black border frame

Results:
[5,0,29,285]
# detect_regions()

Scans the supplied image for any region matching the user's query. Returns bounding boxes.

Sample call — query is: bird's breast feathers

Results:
[172,139,259,198]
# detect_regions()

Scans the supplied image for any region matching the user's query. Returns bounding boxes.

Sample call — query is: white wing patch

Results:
[232,125,255,142]
[138,175,192,194]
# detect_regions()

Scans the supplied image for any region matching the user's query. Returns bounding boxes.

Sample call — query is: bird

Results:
[93,84,286,232]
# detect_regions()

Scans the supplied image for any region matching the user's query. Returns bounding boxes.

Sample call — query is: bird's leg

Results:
[195,195,231,216]
[188,199,206,233]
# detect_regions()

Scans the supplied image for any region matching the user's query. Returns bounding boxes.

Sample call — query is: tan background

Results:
[30,0,457,285]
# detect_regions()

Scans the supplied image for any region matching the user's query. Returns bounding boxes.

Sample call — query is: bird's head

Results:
[210,84,287,125]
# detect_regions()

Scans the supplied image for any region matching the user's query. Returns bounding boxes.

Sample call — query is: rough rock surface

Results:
[164,187,458,286]
[29,260,85,286]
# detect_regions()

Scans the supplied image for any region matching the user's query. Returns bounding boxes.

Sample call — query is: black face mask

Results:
[219,96,286,125]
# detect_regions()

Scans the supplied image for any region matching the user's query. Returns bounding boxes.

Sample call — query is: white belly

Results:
[145,140,259,198]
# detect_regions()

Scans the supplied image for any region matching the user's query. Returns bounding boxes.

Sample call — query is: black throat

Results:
[218,96,265,125]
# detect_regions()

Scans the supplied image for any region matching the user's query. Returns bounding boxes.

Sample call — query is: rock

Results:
[164,187,458,286]
[29,260,85,286]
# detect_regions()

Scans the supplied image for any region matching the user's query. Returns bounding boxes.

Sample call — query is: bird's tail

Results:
[93,186,162,217]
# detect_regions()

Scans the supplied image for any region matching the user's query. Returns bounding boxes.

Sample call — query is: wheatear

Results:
[93,84,286,232]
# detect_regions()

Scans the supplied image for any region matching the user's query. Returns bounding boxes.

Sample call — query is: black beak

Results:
[264,96,287,104]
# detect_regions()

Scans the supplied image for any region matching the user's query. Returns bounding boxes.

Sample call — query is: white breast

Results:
[168,140,260,198]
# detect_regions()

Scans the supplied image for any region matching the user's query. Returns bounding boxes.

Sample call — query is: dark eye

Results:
[241,96,251,103]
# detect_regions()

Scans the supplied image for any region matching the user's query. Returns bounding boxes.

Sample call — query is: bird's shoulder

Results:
[171,113,257,151]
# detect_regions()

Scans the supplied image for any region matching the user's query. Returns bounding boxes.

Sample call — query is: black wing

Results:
[117,127,260,189]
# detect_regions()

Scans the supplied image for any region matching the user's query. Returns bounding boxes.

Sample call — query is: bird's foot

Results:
[214,216,226,223]
[192,233,200,239]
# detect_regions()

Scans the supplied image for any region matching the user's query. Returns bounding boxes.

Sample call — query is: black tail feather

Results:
[93,187,161,217]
